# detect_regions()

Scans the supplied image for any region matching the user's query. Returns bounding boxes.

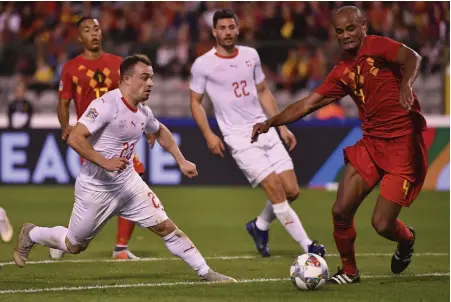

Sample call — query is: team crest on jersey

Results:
[119,120,127,128]
[86,108,99,121]
[214,65,226,72]
[246,60,252,67]
[93,70,106,84]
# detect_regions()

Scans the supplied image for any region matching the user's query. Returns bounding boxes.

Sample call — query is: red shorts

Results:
[80,154,145,175]
[343,132,428,207]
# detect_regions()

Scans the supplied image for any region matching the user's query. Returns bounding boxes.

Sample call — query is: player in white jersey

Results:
[13,54,236,283]
[190,9,326,258]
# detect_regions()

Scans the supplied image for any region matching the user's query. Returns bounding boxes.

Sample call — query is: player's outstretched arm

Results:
[153,123,198,178]
[190,90,225,157]
[257,81,297,151]
[251,93,336,143]
[67,123,126,172]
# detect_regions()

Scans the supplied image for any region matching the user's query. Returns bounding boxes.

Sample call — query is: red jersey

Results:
[59,52,122,118]
[315,35,427,138]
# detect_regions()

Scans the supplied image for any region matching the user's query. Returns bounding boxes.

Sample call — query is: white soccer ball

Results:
[289,253,329,291]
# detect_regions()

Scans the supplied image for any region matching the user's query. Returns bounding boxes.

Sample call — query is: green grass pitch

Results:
[0,186,448,301]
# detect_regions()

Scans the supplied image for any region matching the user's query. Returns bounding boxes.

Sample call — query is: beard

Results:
[218,37,236,48]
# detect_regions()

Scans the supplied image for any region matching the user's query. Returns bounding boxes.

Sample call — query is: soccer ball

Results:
[289,253,329,291]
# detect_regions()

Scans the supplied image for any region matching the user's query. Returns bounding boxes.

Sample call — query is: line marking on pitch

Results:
[0,252,448,267]
[0,273,448,295]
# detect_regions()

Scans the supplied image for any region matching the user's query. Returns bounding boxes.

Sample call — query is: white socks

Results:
[255,200,275,231]
[29,226,69,253]
[272,201,312,253]
[163,229,210,277]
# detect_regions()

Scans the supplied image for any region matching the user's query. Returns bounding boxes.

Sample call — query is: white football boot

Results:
[200,269,237,283]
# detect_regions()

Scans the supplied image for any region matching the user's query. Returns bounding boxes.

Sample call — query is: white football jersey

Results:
[190,46,266,136]
[77,88,160,189]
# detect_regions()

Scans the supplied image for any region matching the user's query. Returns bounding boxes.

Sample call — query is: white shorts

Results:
[67,173,168,247]
[224,128,294,187]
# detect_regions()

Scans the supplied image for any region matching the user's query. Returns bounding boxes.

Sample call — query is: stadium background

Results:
[0,1,449,190]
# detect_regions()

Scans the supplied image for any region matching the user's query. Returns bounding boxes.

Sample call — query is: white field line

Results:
[0,252,448,267]
[0,273,449,295]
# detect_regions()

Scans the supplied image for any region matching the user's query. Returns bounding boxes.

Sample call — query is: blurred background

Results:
[0,1,449,120]
[0,1,448,190]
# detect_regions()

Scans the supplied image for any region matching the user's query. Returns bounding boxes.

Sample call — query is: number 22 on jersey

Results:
[233,81,249,98]
[120,142,135,160]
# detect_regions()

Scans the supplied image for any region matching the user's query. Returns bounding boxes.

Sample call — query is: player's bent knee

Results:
[285,186,300,202]
[331,202,345,219]
[371,216,393,236]
[331,202,354,221]
[260,174,286,203]
[148,218,177,237]
[65,238,88,254]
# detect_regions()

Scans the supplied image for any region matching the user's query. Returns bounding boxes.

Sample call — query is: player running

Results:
[13,54,236,283]
[190,9,326,258]
[252,6,427,284]
[55,16,142,260]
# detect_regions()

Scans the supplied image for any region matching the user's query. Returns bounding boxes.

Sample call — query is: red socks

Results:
[333,217,412,276]
[116,217,135,247]
[393,219,414,243]
[333,219,357,275]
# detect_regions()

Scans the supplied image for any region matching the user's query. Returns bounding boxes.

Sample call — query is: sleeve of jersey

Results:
[78,98,116,135]
[253,50,265,85]
[59,64,73,100]
[189,60,207,94]
[145,109,160,134]
[368,36,402,62]
[314,68,347,100]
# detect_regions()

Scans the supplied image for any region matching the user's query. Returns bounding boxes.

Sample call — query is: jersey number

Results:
[94,87,109,98]
[120,142,135,160]
[148,192,160,208]
[352,58,380,104]
[402,179,411,199]
[233,81,249,98]
[352,66,365,103]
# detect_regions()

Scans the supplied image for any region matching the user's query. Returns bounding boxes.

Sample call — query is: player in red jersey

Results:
[252,6,427,284]
[55,16,143,260]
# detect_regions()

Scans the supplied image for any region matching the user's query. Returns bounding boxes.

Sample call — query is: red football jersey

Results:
[315,35,427,138]
[59,52,122,118]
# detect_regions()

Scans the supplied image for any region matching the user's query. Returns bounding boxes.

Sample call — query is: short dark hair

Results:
[76,16,96,28]
[213,9,238,28]
[335,6,365,23]
[120,54,152,79]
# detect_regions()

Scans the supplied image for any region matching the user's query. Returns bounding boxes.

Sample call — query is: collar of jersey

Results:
[214,47,239,59]
[121,97,138,113]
